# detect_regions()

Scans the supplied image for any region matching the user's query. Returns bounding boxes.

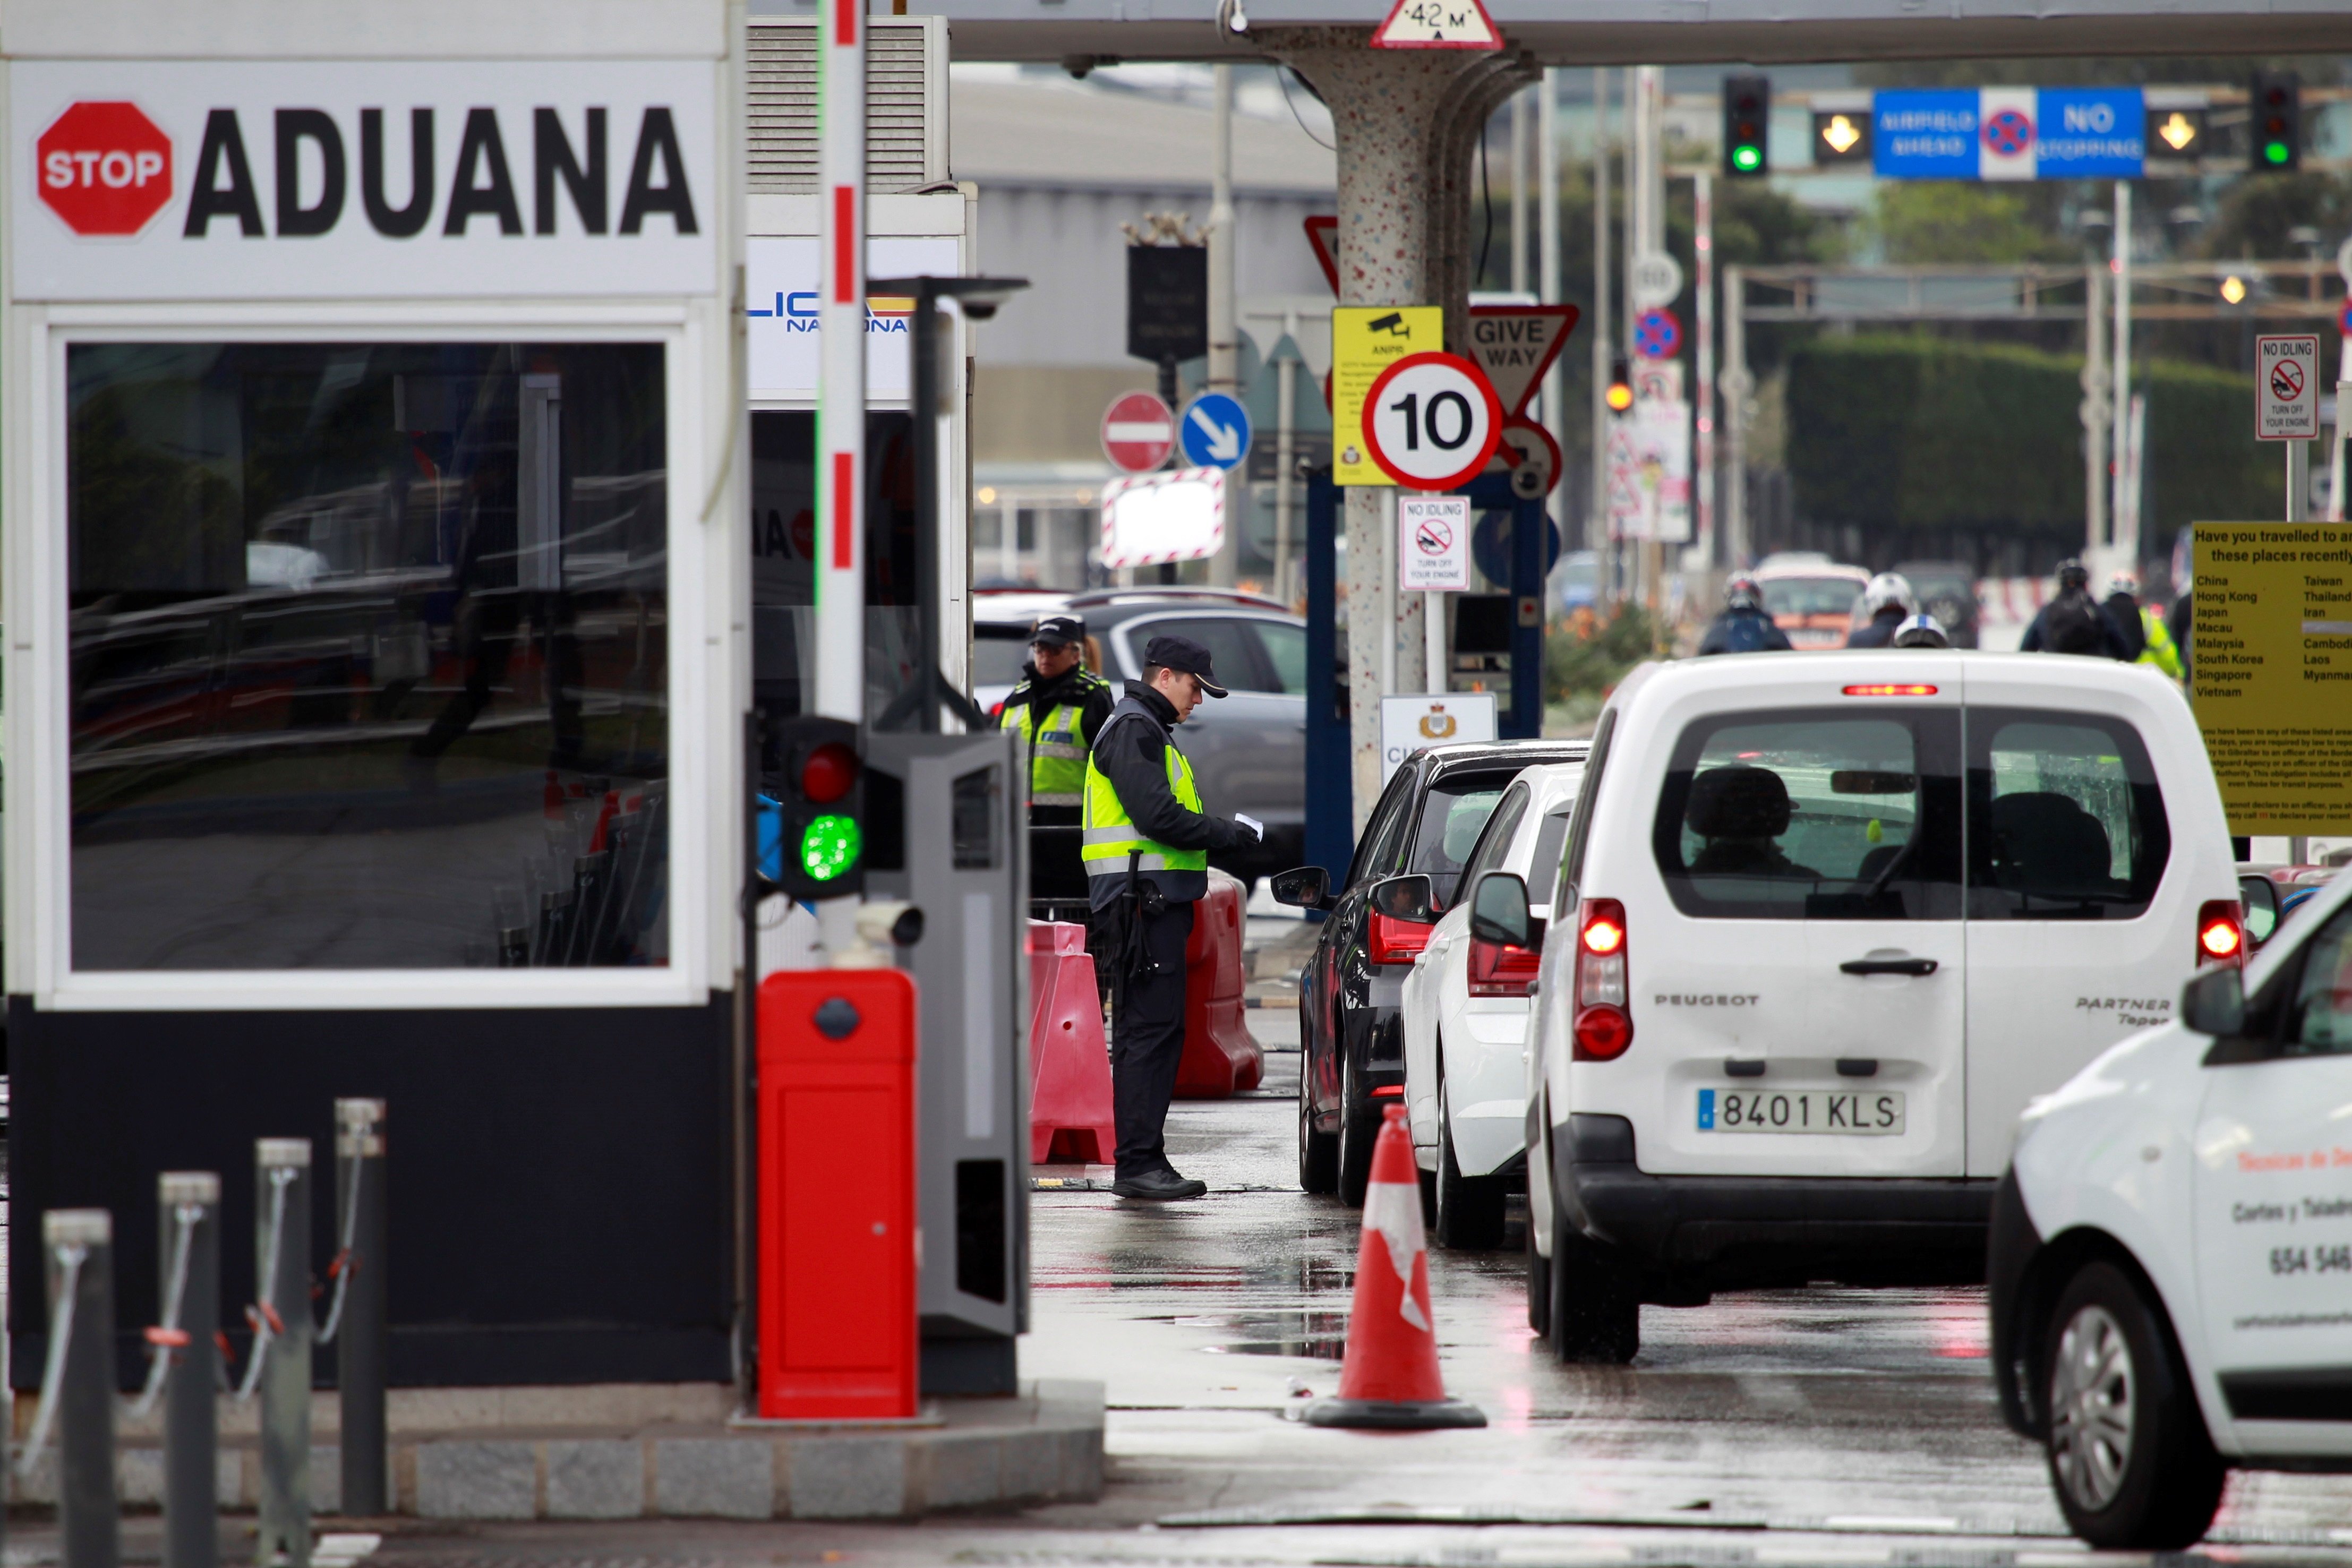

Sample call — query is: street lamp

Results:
[867,274,1030,734]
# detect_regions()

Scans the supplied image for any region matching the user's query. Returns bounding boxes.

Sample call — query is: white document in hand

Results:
[1234,812,1265,837]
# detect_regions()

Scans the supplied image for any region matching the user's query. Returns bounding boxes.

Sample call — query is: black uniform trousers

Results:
[1110,898,1195,1178]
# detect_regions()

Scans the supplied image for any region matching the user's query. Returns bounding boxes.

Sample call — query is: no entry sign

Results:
[2256,335,2320,441]
[1101,390,1175,473]
[1363,351,1501,492]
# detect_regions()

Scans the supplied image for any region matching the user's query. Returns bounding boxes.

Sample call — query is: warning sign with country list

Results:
[2191,523,2352,835]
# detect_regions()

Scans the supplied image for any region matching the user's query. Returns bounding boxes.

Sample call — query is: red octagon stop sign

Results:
[37,101,174,237]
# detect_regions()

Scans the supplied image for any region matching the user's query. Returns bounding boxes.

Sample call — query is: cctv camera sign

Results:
[10,60,715,301]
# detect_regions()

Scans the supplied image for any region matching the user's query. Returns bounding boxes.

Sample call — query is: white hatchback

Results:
[1395,761,1586,1248]
[1490,650,2241,1365]
[1991,867,2352,1549]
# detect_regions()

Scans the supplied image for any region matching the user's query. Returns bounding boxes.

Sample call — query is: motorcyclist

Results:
[2105,570,2184,678]
[1844,572,1918,648]
[1891,612,1949,649]
[2101,570,2148,663]
[1696,572,1794,655]
[2021,559,2131,658]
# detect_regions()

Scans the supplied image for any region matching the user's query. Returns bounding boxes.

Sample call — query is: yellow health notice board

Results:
[2191,522,2352,836]
[1331,305,1442,486]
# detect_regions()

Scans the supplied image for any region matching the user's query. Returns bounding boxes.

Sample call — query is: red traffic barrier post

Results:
[1027,922,1117,1166]
[757,969,919,1419]
[1176,867,1261,1098]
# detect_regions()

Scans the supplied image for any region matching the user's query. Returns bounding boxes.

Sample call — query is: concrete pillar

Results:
[1259,28,1527,826]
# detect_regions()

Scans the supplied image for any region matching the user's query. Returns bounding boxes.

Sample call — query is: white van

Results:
[1991,868,2352,1550]
[1479,650,2241,1363]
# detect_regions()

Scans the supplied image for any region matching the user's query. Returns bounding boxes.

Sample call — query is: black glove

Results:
[1231,817,1262,847]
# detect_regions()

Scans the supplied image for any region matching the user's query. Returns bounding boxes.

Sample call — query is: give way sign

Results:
[1100,390,1175,473]
[37,101,173,237]
[1363,352,1501,491]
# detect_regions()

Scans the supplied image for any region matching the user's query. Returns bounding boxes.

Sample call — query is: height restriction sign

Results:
[2256,335,2320,441]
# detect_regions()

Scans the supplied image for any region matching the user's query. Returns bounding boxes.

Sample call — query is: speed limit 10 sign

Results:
[1362,351,1502,491]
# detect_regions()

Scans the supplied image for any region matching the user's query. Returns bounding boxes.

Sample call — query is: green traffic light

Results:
[1732,144,1762,172]
[2265,141,2290,165]
[800,814,862,882]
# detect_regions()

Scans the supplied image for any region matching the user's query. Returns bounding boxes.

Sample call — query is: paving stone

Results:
[788,1435,906,1519]
[918,1430,1003,1510]
[655,1438,773,1519]
[546,1440,644,1520]
[414,1440,536,1520]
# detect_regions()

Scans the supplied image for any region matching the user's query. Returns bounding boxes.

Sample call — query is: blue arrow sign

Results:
[1179,392,1252,470]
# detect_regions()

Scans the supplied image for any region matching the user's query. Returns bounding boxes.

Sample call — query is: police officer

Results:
[1081,635,1258,1201]
[998,614,1115,910]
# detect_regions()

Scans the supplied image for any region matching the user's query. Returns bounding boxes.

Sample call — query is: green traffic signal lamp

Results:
[1722,74,1770,179]
[1731,143,1763,173]
[769,718,866,900]
[2250,70,2300,173]
[800,813,862,884]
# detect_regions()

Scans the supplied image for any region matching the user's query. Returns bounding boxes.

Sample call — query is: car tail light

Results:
[2197,899,2245,966]
[1572,897,1633,1061]
[1469,918,1546,998]
[1369,911,1435,965]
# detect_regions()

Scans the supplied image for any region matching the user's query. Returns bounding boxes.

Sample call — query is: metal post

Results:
[816,0,867,947]
[48,1210,119,1568]
[1537,68,1561,515]
[1588,67,1611,561]
[1694,169,1714,571]
[1208,62,1239,586]
[1509,89,1528,297]
[1380,489,1399,698]
[1721,264,1750,569]
[2110,180,2132,562]
[158,1175,219,1568]
[2289,439,2310,522]
[1425,588,1445,695]
[2082,262,2109,560]
[335,1101,388,1517]
[1273,310,1299,605]
[255,1140,312,1568]
[2335,376,2349,523]
[911,288,943,731]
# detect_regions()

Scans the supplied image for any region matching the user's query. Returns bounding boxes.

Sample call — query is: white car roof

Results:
[1609,648,2178,707]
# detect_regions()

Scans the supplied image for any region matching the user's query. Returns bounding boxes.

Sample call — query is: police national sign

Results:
[10,61,715,301]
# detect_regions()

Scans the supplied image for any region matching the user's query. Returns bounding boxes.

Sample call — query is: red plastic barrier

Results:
[1176,867,1262,1098]
[756,969,918,1419]
[1027,921,1118,1164]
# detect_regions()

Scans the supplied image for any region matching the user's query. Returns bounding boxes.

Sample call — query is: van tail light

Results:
[2197,899,2245,967]
[1369,911,1435,965]
[1469,919,1546,997]
[1572,897,1633,1061]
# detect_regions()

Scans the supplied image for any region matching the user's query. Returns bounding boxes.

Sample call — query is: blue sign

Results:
[1873,89,1978,178]
[1633,309,1681,359]
[2035,88,2144,177]
[1471,510,1562,587]
[1178,392,1252,470]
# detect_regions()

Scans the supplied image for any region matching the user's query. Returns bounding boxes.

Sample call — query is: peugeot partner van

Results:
[1489,651,2239,1362]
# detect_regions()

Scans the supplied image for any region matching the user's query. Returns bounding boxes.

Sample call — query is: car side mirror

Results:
[1371,873,1436,924]
[2239,872,2281,949]
[1467,870,1531,949]
[1270,865,1332,912]
[2183,965,2247,1039]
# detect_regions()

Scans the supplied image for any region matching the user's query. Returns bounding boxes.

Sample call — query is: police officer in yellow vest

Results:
[997,614,1115,906]
[1083,634,1259,1201]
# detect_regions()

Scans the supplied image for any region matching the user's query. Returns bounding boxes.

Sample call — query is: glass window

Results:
[2286,905,2352,1057]
[1346,767,1416,890]
[67,341,668,971]
[1556,708,1615,908]
[1451,781,1530,909]
[970,628,1030,691]
[1128,617,1270,693]
[1759,576,1865,618]
[1528,806,1573,910]
[1251,620,1307,696]
[1404,767,1517,894]
[1652,709,1963,921]
[1967,710,2168,921]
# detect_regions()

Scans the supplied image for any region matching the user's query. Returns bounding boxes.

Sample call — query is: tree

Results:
[1867,182,2077,265]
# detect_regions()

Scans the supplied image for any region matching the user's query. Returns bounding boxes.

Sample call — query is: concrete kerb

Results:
[12,1380,1105,1522]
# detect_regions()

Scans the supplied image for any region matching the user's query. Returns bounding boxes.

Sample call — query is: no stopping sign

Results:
[1363,351,1502,491]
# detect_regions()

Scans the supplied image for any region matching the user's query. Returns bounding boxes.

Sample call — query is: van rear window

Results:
[1652,708,1964,921]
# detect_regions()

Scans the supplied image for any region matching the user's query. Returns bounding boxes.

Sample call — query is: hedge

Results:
[1785,336,2279,547]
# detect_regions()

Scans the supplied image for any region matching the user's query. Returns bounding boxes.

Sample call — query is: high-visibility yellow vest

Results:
[1081,717,1208,875]
[2139,607,2183,679]
[1000,673,1107,806]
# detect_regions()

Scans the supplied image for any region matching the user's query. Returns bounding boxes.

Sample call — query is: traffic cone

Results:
[1303,1104,1486,1429]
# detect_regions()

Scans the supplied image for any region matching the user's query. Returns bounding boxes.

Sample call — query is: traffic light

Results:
[1723,74,1769,177]
[2251,70,2300,171]
[768,716,865,900]
[1605,358,1634,413]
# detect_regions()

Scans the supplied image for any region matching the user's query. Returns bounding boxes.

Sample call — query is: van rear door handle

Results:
[1840,957,1938,976]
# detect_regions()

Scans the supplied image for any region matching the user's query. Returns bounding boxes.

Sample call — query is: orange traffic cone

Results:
[1303,1104,1486,1429]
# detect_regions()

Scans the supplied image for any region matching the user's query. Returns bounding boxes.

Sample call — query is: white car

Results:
[1396,761,1586,1248]
[1495,649,2240,1364]
[1990,866,2352,1550]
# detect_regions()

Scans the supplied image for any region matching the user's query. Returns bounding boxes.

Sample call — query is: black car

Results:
[1274,739,1589,1205]
[1891,560,1982,648]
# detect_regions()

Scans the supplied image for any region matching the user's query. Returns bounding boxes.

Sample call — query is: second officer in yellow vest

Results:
[1082,634,1259,1201]
[996,614,1115,906]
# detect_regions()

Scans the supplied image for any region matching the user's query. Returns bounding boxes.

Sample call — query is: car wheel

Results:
[1432,1075,1506,1250]
[1547,1211,1639,1364]
[1297,1036,1338,1195]
[2042,1260,2226,1549]
[1336,1053,1378,1208]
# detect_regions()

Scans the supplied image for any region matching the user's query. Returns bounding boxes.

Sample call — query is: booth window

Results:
[66,342,670,971]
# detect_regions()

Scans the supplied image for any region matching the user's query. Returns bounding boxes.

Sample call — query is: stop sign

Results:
[37,102,174,237]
